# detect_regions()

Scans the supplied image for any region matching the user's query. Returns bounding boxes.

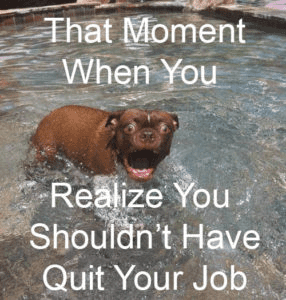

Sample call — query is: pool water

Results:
[237,0,272,5]
[0,12,286,300]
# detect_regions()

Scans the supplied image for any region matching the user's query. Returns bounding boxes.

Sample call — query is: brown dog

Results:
[31,105,179,182]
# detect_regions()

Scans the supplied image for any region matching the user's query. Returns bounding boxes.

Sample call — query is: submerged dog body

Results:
[32,105,178,181]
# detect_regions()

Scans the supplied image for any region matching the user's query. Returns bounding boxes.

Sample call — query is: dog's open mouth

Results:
[123,150,160,181]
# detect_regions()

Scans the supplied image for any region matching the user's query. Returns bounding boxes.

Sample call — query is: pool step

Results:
[0,2,286,30]
[202,4,286,29]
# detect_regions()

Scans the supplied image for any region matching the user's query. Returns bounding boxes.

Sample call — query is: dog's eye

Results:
[126,123,136,133]
[160,124,170,133]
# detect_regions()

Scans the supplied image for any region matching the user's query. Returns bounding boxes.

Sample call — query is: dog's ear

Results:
[105,110,125,129]
[170,113,179,131]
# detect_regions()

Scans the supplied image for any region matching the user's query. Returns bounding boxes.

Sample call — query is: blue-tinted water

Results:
[0,12,285,299]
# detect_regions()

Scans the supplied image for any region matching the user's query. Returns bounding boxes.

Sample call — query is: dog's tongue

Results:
[130,168,152,179]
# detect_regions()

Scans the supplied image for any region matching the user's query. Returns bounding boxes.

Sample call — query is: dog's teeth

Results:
[130,168,152,178]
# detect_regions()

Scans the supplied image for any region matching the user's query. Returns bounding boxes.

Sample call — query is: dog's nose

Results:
[141,130,154,140]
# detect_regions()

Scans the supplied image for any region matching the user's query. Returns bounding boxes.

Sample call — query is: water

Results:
[237,0,272,5]
[0,12,286,299]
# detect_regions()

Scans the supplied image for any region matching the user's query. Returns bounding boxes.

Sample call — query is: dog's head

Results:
[106,109,179,182]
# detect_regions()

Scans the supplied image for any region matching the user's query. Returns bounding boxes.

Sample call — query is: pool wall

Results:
[1,1,286,30]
